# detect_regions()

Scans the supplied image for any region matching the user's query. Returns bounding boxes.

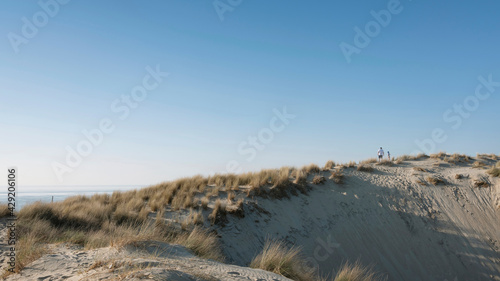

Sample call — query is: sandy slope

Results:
[218,157,500,281]
[1,240,292,281]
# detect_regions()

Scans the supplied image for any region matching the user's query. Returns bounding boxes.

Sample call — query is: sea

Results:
[0,185,143,210]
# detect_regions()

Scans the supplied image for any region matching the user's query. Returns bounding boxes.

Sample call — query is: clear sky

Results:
[1,0,499,187]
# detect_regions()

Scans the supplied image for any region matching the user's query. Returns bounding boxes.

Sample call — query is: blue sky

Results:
[1,0,499,187]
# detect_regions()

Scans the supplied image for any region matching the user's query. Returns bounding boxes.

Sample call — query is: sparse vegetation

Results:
[444,153,471,164]
[413,167,426,172]
[395,153,428,163]
[209,199,226,225]
[430,151,447,159]
[357,164,373,172]
[360,158,377,164]
[11,191,225,274]
[329,170,344,184]
[0,204,10,218]
[293,169,307,185]
[347,161,357,168]
[174,227,224,261]
[304,163,320,174]
[333,261,383,281]
[312,175,326,185]
[324,160,336,171]
[416,179,427,186]
[474,180,490,188]
[426,176,445,185]
[250,240,316,281]
[376,160,393,166]
[486,162,500,177]
[472,161,487,169]
[201,196,210,209]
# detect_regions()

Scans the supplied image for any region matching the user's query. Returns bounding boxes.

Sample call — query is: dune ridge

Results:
[1,153,499,280]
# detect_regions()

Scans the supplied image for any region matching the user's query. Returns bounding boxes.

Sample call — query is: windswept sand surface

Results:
[1,156,499,280]
[219,158,500,281]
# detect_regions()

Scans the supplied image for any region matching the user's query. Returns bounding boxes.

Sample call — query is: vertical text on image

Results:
[6,167,17,273]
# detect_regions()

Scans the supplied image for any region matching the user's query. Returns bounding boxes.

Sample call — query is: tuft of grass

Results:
[426,176,445,185]
[455,174,463,179]
[474,180,490,188]
[272,167,292,188]
[346,161,356,168]
[472,161,487,169]
[0,203,11,218]
[376,160,393,166]
[227,191,236,203]
[416,179,427,186]
[430,151,447,159]
[312,175,326,185]
[293,169,307,185]
[357,164,373,172]
[395,154,428,163]
[250,240,316,281]
[323,160,336,171]
[182,209,204,230]
[333,261,383,281]
[303,163,320,174]
[329,170,344,184]
[175,227,224,261]
[360,158,377,164]
[208,199,226,225]
[201,196,210,210]
[413,167,426,172]
[486,162,500,177]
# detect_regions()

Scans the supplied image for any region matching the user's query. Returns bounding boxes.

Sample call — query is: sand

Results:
[218,157,500,280]
[1,156,499,280]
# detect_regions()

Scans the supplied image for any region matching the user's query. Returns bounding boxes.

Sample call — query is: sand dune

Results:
[1,154,499,280]
[218,157,500,280]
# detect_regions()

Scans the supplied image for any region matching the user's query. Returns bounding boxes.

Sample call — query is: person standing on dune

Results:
[378,147,384,162]
[387,151,391,160]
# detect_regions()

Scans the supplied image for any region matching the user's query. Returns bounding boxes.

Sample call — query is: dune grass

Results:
[430,151,447,159]
[174,227,224,261]
[0,203,11,218]
[395,153,428,162]
[329,170,344,184]
[486,162,500,177]
[474,180,490,188]
[304,163,321,174]
[11,194,224,274]
[312,175,326,185]
[357,164,373,172]
[333,261,382,281]
[472,161,487,169]
[360,158,377,164]
[250,240,316,281]
[412,167,426,172]
[293,169,307,185]
[324,160,336,171]
[376,160,393,166]
[426,176,445,186]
